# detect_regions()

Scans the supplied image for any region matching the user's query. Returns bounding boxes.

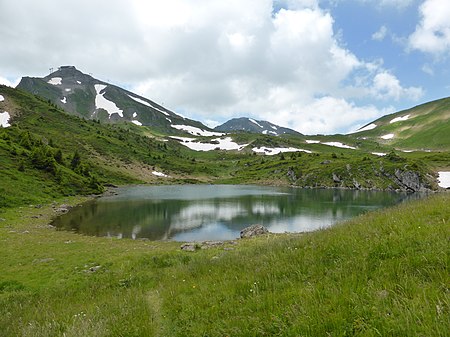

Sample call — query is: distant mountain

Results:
[350,97,450,150]
[214,117,301,136]
[16,66,212,135]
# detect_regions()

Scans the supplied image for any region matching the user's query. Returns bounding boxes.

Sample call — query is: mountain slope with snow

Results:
[16,66,211,135]
[350,97,450,151]
[214,117,301,136]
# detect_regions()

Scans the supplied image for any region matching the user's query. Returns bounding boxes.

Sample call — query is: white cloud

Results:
[0,76,20,87]
[263,96,393,135]
[409,0,450,54]
[371,72,423,101]
[372,25,388,41]
[422,64,434,75]
[0,0,421,134]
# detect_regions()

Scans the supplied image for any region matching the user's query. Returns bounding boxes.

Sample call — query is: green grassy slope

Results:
[0,86,232,208]
[0,193,448,336]
[352,97,450,150]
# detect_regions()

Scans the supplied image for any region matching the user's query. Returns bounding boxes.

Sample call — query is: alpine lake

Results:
[52,185,423,241]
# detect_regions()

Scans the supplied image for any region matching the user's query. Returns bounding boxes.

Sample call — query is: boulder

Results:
[240,224,269,238]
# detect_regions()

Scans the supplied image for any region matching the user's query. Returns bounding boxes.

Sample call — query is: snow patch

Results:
[437,172,450,188]
[128,94,169,116]
[358,123,377,132]
[133,112,137,118]
[76,81,81,84]
[322,142,356,149]
[270,125,277,130]
[132,120,142,126]
[171,124,224,137]
[152,171,169,178]
[305,140,320,144]
[380,134,394,140]
[0,111,11,127]
[64,88,71,92]
[94,84,123,118]
[371,152,387,156]
[47,77,62,85]
[171,136,247,152]
[60,97,67,104]
[262,130,277,135]
[249,118,263,128]
[0,95,4,102]
[390,115,410,124]
[252,147,312,155]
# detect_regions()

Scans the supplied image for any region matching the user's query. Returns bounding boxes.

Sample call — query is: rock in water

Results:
[240,224,269,238]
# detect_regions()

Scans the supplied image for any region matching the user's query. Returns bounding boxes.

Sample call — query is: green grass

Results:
[0,193,448,336]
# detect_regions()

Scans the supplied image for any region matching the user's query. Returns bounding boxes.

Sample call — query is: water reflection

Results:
[53,185,422,241]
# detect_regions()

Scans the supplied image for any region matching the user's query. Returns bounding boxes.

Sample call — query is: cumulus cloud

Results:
[372,25,388,41]
[372,72,423,101]
[0,0,422,134]
[409,0,450,54]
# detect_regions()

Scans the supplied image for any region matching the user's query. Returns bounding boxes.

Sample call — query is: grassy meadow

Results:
[0,193,448,336]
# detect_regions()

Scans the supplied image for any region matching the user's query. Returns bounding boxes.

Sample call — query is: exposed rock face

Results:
[393,169,431,192]
[240,224,269,238]
[332,172,341,183]
[287,167,297,182]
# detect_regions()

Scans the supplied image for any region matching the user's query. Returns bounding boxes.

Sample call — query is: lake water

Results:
[53,185,421,241]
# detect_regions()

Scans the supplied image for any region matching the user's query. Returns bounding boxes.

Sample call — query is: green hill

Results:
[351,97,450,151]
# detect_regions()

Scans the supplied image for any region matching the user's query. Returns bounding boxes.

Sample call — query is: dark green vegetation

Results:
[0,193,448,336]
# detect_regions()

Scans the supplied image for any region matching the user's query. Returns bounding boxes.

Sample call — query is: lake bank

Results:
[0,192,448,336]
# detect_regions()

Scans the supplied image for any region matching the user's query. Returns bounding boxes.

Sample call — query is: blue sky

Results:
[0,0,448,134]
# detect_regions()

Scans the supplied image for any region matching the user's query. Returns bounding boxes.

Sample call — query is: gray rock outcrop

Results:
[240,224,269,238]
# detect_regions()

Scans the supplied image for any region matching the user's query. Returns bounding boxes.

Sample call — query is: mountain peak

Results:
[215,117,301,136]
[44,66,96,85]
[16,66,211,134]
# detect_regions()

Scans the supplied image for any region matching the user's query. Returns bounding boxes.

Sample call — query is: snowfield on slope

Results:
[0,111,11,127]
[0,95,4,102]
[390,115,411,124]
[437,172,450,188]
[48,77,62,85]
[170,136,247,151]
[94,84,123,118]
[252,147,312,155]
[322,142,356,149]
[152,171,169,178]
[350,123,377,133]
[381,134,394,140]
[171,124,224,137]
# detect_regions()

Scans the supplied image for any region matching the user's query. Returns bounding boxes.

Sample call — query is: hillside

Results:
[349,97,450,151]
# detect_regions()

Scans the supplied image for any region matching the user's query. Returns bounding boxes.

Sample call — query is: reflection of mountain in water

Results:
[52,186,421,241]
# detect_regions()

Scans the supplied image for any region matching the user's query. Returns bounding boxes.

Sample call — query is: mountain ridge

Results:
[214,117,301,136]
[16,66,212,135]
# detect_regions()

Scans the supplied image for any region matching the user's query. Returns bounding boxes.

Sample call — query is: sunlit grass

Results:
[0,193,448,336]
